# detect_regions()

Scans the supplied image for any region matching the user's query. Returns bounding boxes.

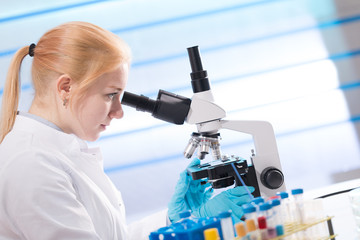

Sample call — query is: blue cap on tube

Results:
[276,192,289,199]
[271,199,281,207]
[259,202,272,211]
[242,204,256,214]
[179,210,191,219]
[218,210,232,218]
[291,188,304,195]
[251,197,264,205]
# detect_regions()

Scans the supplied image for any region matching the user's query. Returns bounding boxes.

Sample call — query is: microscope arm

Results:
[220,120,286,198]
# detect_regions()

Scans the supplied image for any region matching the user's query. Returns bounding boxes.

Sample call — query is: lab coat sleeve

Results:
[128,209,168,240]
[0,150,102,240]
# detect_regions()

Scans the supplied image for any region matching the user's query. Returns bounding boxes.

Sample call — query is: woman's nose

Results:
[109,100,124,119]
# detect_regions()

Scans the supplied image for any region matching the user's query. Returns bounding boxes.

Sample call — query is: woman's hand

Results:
[167,158,254,223]
[167,158,213,222]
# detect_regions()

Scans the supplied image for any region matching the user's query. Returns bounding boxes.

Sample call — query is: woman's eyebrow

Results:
[108,86,123,91]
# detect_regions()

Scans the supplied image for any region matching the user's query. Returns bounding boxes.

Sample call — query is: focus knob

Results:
[260,167,284,189]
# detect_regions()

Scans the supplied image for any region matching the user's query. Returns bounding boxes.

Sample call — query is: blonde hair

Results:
[0,21,131,143]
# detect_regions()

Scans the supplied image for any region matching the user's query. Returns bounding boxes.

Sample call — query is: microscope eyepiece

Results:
[187,46,204,73]
[121,92,156,113]
[187,46,210,93]
[121,90,191,125]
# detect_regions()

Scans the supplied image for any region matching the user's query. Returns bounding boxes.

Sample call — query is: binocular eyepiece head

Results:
[121,46,211,125]
[121,90,191,125]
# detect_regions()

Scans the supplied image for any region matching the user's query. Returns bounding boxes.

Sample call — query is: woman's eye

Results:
[107,92,118,100]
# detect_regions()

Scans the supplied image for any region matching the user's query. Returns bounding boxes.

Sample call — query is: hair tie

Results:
[29,43,36,57]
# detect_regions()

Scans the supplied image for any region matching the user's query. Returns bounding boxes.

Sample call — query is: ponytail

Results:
[0,46,29,143]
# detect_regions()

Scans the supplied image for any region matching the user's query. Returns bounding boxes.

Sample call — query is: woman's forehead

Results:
[95,64,128,89]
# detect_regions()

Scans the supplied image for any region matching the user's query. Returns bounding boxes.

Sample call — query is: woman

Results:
[0,21,253,239]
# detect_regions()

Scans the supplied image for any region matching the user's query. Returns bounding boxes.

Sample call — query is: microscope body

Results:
[121,46,286,198]
[185,87,285,198]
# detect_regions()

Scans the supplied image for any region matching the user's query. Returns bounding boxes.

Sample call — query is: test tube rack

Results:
[269,216,337,240]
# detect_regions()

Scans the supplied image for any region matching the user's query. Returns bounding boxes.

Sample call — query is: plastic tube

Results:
[258,202,276,238]
[242,203,257,227]
[290,188,305,239]
[291,188,305,224]
[276,191,292,229]
[257,216,269,240]
[218,211,235,240]
[270,199,284,236]
[234,222,247,239]
[245,219,261,240]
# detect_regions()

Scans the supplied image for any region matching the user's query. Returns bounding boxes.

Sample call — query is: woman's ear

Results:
[56,74,72,105]
[56,74,72,101]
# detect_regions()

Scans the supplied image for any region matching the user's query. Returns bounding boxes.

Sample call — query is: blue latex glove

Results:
[192,186,254,223]
[168,158,255,223]
[168,158,213,222]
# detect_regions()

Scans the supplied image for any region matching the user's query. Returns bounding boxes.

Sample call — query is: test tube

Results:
[291,188,305,224]
[290,188,305,240]
[234,222,247,239]
[258,202,277,238]
[218,211,235,240]
[257,216,269,240]
[276,191,292,229]
[242,204,257,227]
[271,199,282,223]
[271,199,284,236]
[245,219,261,240]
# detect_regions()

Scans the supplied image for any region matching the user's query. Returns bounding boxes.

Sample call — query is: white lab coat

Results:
[0,115,167,240]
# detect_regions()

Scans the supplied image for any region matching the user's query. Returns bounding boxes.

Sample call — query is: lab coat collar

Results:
[12,114,100,161]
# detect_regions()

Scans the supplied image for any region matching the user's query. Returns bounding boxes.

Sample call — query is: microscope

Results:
[121,46,285,198]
